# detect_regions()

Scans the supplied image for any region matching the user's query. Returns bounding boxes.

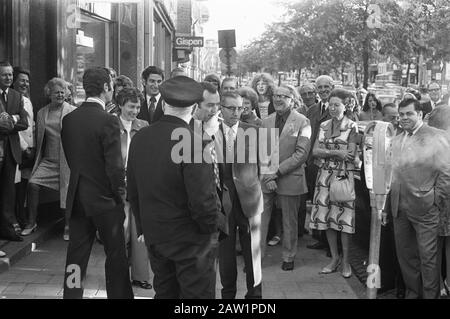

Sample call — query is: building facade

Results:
[0,0,177,107]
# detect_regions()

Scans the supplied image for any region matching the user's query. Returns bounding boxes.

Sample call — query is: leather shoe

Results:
[132,280,152,290]
[281,261,294,271]
[13,223,22,235]
[306,241,327,250]
[0,227,24,241]
[0,250,5,258]
[21,224,37,236]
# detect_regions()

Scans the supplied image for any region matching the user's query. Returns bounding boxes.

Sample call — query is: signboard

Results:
[220,62,238,75]
[174,36,204,49]
[219,48,237,64]
[218,30,236,48]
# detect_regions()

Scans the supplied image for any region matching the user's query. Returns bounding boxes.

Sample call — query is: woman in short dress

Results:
[22,78,75,237]
[309,88,358,278]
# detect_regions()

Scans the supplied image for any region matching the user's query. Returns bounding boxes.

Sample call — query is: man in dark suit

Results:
[193,81,228,240]
[214,91,264,299]
[0,61,28,242]
[391,98,450,299]
[61,67,133,299]
[127,76,221,299]
[305,75,333,251]
[137,66,165,124]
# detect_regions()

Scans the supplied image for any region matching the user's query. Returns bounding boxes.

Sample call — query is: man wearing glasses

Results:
[260,86,311,271]
[428,82,446,109]
[215,91,263,299]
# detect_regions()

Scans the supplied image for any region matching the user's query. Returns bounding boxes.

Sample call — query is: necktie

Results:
[275,115,285,136]
[149,96,156,121]
[226,127,235,162]
[210,143,221,191]
[0,91,6,112]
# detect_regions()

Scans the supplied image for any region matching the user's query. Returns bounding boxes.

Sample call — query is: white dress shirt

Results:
[86,97,106,110]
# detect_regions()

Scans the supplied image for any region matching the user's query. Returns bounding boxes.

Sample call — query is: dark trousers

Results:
[219,182,262,299]
[0,140,18,227]
[15,178,28,227]
[63,196,133,299]
[393,209,440,299]
[148,235,218,299]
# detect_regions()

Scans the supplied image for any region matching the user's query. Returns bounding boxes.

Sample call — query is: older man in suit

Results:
[214,91,264,299]
[391,98,450,299]
[61,67,133,299]
[128,76,221,299]
[0,61,28,242]
[260,86,311,271]
[137,66,165,124]
[305,75,334,251]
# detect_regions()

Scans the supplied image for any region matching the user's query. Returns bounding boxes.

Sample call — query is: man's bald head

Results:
[315,75,334,103]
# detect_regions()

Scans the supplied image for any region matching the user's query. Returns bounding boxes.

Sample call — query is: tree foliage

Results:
[238,0,450,87]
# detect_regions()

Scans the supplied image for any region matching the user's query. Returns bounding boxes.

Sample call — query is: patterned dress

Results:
[309,116,358,234]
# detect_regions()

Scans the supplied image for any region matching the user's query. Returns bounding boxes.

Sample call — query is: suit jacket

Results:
[214,121,264,219]
[137,95,164,124]
[421,101,433,118]
[390,124,450,218]
[261,110,311,196]
[190,119,229,238]
[61,101,125,217]
[0,88,28,164]
[31,102,75,209]
[127,115,220,245]
[306,101,331,165]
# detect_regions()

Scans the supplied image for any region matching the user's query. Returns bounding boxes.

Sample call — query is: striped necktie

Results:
[210,143,221,191]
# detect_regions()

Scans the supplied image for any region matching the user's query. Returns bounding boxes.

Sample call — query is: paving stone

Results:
[3,283,26,294]
[284,291,323,299]
[21,284,61,297]
[298,282,337,293]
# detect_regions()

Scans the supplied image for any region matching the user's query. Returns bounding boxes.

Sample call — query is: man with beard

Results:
[137,66,165,124]
[391,98,450,298]
[306,75,334,253]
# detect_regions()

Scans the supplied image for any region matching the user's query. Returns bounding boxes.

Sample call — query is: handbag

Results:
[329,161,355,202]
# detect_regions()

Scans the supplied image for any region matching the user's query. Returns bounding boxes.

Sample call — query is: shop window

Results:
[75,11,114,104]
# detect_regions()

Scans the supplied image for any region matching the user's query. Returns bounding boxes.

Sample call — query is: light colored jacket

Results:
[390,124,450,218]
[261,110,311,196]
[31,102,76,209]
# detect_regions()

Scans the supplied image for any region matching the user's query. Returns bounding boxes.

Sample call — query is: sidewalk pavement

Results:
[0,228,369,299]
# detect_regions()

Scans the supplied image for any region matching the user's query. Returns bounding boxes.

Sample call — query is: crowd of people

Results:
[0,60,450,300]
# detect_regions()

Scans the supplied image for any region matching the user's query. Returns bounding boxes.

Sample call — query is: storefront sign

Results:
[174,36,204,49]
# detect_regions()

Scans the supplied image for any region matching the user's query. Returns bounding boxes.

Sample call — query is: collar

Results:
[321,101,329,110]
[276,109,291,122]
[223,121,239,136]
[406,121,423,136]
[86,97,106,110]
[147,93,161,104]
[0,88,8,95]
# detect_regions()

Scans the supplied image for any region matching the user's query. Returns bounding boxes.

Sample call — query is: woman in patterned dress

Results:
[309,88,358,278]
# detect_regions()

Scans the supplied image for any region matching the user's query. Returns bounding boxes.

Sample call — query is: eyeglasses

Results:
[274,94,292,99]
[300,91,316,96]
[429,88,440,92]
[221,105,244,112]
